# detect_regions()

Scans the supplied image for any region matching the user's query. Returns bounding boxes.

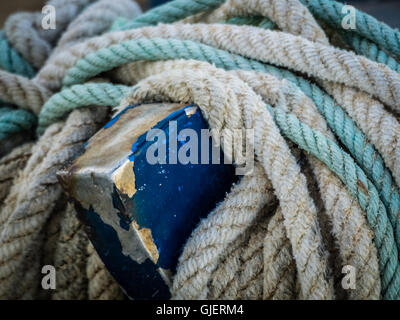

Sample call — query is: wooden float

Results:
[58,103,238,299]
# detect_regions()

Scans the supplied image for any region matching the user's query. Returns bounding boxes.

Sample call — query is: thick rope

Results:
[263,208,297,300]
[51,203,89,300]
[337,31,400,74]
[0,142,33,203]
[86,243,125,300]
[180,0,329,44]
[0,31,35,77]
[55,0,142,52]
[0,107,36,140]
[209,202,276,299]
[38,83,130,133]
[111,0,226,30]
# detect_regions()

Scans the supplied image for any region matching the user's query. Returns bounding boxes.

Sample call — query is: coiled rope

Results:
[1,0,400,300]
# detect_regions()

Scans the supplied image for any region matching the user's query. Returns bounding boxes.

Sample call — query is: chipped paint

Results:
[132,220,159,264]
[113,160,136,198]
[184,106,198,117]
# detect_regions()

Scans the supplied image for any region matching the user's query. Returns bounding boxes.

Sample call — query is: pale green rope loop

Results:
[269,105,400,299]
[61,38,400,249]
[0,31,36,141]
[111,0,225,31]
[0,107,36,140]
[37,83,131,134]
[300,0,400,59]
[0,31,36,77]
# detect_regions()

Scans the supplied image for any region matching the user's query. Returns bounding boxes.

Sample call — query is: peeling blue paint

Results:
[123,104,238,271]
[103,104,138,129]
[75,203,171,299]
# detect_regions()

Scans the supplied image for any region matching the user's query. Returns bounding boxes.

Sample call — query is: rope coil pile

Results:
[0,0,400,300]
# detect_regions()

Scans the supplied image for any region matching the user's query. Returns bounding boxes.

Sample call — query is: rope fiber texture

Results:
[1,0,400,300]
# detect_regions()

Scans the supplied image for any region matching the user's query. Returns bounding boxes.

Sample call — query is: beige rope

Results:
[1,0,398,301]
[0,143,33,204]
[208,201,277,299]
[51,203,89,300]
[263,208,297,300]
[87,243,125,300]
[181,0,329,45]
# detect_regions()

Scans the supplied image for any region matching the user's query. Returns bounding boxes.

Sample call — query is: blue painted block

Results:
[58,103,238,299]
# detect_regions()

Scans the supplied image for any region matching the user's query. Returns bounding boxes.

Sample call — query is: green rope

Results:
[0,31,36,78]
[37,83,131,134]
[269,105,400,299]
[110,0,400,61]
[300,0,400,59]
[0,31,37,141]
[0,107,36,140]
[111,0,225,31]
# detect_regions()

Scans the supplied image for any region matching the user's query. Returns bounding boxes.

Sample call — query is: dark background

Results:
[0,0,399,29]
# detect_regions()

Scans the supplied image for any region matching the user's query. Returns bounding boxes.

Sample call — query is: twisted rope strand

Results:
[38,83,130,133]
[0,107,36,140]
[0,31,35,77]
[209,203,275,299]
[111,0,225,30]
[0,107,108,299]
[181,0,329,44]
[263,208,297,300]
[270,106,400,299]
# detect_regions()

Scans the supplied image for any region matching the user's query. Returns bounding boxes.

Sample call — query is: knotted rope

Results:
[1,0,400,300]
